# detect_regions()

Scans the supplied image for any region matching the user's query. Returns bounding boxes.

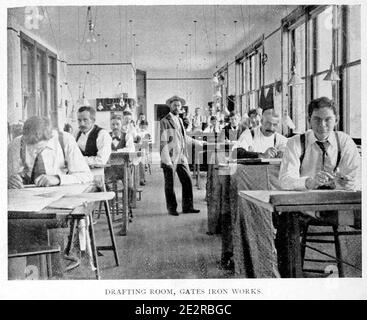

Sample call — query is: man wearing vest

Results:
[221,112,242,141]
[279,97,361,191]
[76,106,112,168]
[160,95,205,216]
[233,109,288,159]
[110,114,135,152]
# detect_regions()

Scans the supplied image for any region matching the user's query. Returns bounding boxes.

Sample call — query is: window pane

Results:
[316,7,333,72]
[313,74,333,99]
[345,64,361,138]
[264,31,281,85]
[347,5,360,62]
[295,23,306,77]
[291,84,306,133]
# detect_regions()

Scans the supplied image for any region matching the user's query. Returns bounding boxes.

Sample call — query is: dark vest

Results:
[76,125,102,156]
[110,131,127,151]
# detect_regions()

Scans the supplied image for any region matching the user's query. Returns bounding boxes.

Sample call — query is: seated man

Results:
[8,116,93,188]
[233,109,288,159]
[110,114,135,152]
[247,108,261,130]
[279,97,361,191]
[137,120,151,141]
[191,107,204,133]
[221,111,242,142]
[75,106,112,168]
[8,116,94,274]
[203,115,220,133]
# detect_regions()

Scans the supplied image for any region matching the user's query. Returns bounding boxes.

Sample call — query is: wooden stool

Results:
[301,211,361,277]
[8,246,60,279]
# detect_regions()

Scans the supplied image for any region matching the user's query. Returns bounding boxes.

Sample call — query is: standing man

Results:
[75,106,112,167]
[160,95,204,216]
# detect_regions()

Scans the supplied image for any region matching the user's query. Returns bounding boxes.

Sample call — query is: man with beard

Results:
[233,109,287,159]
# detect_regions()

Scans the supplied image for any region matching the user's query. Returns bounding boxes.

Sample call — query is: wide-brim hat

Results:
[166,95,186,106]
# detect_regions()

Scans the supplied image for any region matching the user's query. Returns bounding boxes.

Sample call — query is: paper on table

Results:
[8,190,65,212]
[47,192,115,209]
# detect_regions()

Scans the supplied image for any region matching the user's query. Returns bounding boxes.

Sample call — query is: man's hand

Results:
[261,147,277,159]
[306,171,335,189]
[335,173,355,190]
[8,174,24,189]
[276,150,284,158]
[34,174,61,187]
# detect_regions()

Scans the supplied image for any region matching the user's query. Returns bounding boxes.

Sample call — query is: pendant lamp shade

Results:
[288,67,303,87]
[77,94,90,107]
[323,63,340,81]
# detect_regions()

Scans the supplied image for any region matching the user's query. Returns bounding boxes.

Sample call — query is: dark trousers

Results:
[162,163,193,212]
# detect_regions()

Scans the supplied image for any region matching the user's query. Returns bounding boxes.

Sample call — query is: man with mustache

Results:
[75,106,112,167]
[233,108,287,159]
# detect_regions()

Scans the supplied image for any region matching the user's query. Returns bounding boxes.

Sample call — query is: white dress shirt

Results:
[8,130,93,185]
[234,126,288,153]
[76,125,112,167]
[279,129,361,190]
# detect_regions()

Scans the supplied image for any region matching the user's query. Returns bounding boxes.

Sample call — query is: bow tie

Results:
[112,136,121,141]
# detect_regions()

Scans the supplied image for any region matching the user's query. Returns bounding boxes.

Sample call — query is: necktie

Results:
[315,140,329,170]
[31,150,46,183]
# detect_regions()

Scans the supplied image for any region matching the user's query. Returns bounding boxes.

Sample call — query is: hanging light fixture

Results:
[323,63,340,81]
[77,93,90,107]
[288,32,303,87]
[288,66,303,87]
[97,102,104,111]
[86,7,98,43]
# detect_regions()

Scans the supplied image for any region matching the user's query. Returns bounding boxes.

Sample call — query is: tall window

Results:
[284,5,361,138]
[239,39,263,114]
[20,32,58,126]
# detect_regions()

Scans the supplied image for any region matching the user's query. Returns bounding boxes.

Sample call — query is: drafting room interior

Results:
[6,4,362,280]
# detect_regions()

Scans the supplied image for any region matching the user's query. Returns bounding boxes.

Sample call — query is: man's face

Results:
[195,109,200,115]
[111,119,122,134]
[249,114,260,128]
[210,118,217,127]
[170,100,182,115]
[209,107,215,115]
[261,115,279,137]
[77,111,94,133]
[123,115,132,125]
[309,107,338,141]
[229,116,239,128]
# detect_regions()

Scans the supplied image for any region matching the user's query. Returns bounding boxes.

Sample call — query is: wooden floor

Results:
[64,158,361,280]
[65,163,235,280]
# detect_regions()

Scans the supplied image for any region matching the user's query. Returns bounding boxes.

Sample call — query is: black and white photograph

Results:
[1,0,366,300]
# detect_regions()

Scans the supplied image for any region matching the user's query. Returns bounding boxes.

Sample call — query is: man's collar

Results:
[81,125,95,136]
[308,129,336,146]
[259,126,275,137]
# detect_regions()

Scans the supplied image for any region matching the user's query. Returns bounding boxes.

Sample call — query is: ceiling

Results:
[9,5,296,76]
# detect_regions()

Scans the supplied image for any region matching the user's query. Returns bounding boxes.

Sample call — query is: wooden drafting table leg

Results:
[102,200,120,266]
[131,164,138,208]
[276,211,302,278]
[88,213,100,280]
[65,218,77,256]
[119,161,129,236]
